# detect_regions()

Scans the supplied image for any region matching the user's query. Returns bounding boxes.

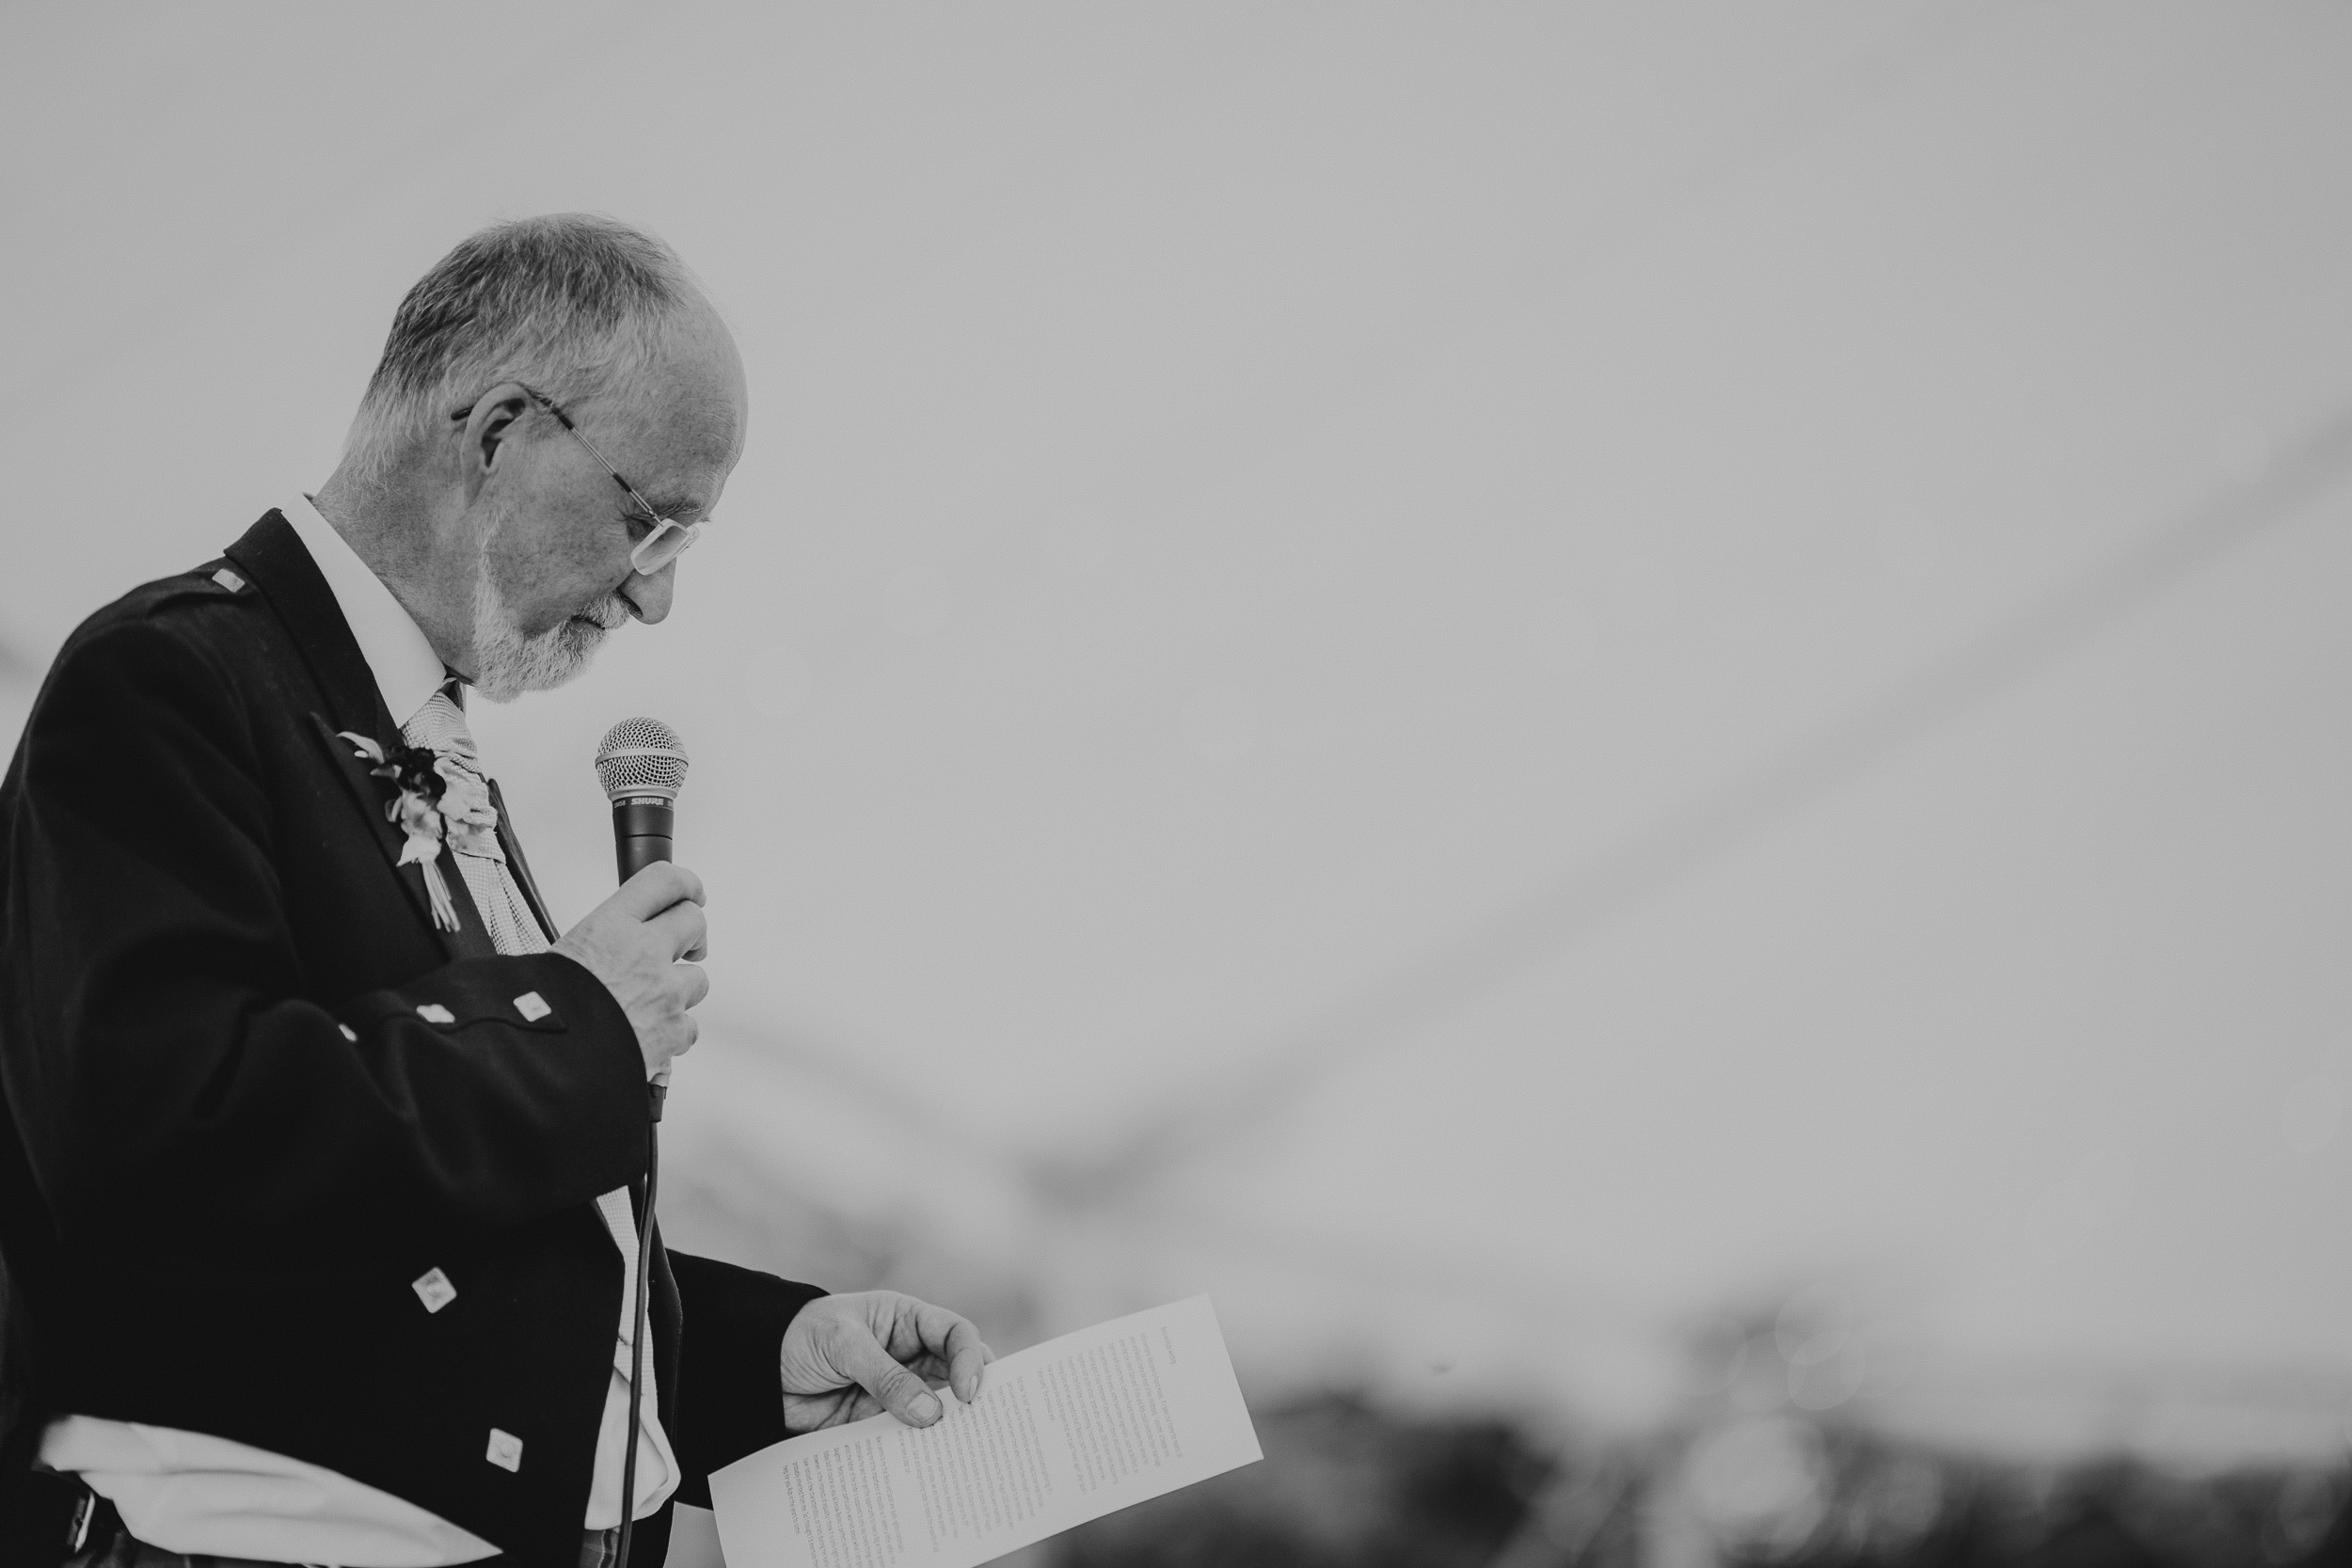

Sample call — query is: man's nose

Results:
[623,564,675,625]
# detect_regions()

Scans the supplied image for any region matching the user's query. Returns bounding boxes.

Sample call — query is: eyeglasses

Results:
[450,385,703,575]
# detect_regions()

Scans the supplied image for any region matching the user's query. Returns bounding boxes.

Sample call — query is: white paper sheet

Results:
[709,1296,1262,1568]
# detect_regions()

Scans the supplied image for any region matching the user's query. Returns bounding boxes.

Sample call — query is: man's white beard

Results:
[469,553,632,704]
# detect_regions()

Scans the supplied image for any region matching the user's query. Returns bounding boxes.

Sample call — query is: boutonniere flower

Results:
[432,754,501,859]
[340,731,491,933]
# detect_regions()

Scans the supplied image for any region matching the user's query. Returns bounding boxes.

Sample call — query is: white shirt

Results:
[39,495,675,1564]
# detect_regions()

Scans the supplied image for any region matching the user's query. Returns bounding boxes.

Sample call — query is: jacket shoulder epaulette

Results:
[136,558,257,614]
[72,558,260,639]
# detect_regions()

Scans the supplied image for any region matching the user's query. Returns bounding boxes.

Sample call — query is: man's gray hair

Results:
[341,214,698,484]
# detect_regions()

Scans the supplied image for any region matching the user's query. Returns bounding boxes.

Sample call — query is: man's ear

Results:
[458,383,536,499]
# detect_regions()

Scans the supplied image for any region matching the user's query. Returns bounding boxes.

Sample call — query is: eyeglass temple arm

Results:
[517,390,648,505]
[454,388,652,508]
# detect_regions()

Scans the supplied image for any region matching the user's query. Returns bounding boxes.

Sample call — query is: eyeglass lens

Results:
[630,518,699,576]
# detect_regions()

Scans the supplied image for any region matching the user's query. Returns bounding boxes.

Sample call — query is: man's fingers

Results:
[949,1348,987,1403]
[650,900,707,962]
[833,1322,945,1426]
[613,861,706,920]
[887,1298,993,1402]
[930,1313,993,1404]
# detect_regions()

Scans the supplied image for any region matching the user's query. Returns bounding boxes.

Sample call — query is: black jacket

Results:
[0,511,822,1566]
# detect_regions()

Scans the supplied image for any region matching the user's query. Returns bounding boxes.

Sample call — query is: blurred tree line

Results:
[1043,1393,2349,1568]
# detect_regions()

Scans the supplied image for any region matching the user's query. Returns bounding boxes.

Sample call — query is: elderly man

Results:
[0,215,986,1568]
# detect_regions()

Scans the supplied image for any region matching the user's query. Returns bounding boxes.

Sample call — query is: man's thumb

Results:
[842,1333,942,1426]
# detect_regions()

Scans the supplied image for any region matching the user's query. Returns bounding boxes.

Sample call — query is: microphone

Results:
[596,717,689,883]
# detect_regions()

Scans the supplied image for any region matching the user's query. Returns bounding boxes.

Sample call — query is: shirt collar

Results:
[280,493,452,731]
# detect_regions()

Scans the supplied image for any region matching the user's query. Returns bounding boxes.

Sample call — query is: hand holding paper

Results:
[779,1291,996,1432]
[714,1297,1263,1568]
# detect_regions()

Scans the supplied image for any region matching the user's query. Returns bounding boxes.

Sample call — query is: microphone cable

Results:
[614,1078,664,1568]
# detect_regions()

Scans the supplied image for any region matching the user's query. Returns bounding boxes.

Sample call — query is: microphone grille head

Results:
[596,717,689,802]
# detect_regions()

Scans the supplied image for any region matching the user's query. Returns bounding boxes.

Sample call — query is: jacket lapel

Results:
[487,780,561,945]
[225,512,391,740]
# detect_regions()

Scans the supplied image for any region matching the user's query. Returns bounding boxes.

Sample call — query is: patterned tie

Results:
[398,682,660,1497]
